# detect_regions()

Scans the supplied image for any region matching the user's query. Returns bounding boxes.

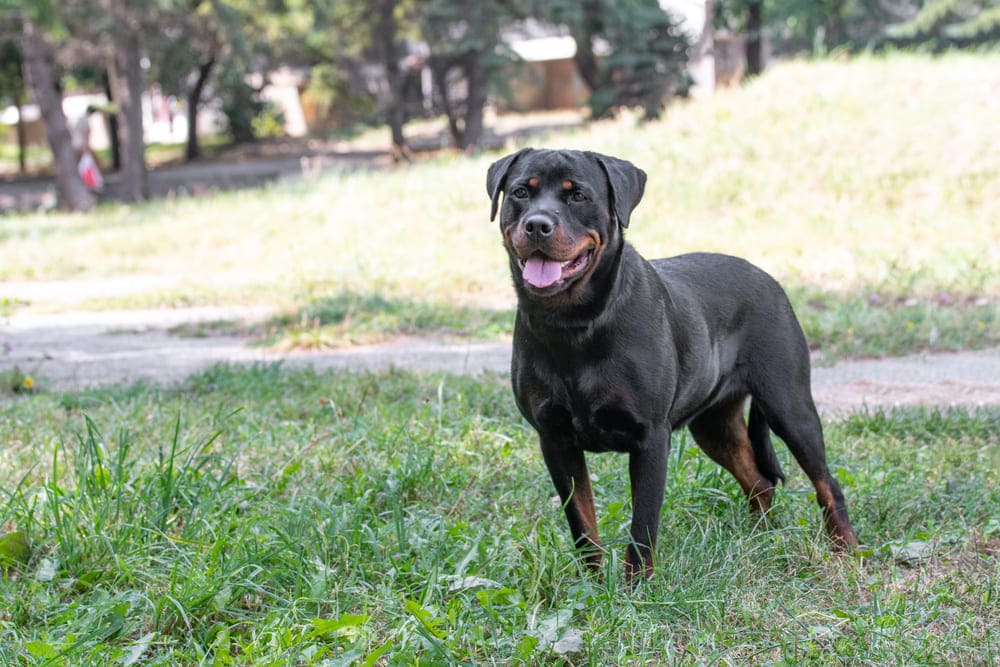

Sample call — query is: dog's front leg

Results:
[540,439,603,571]
[625,430,670,584]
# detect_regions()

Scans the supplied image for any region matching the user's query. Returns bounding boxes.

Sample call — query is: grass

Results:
[792,288,996,362]
[0,366,997,664]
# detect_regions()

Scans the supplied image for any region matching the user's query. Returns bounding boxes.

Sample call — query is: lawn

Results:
[0,367,997,664]
[0,53,998,359]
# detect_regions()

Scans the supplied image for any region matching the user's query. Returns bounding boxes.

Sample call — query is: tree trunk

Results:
[824,0,847,48]
[430,57,463,148]
[15,87,26,174]
[746,0,764,76]
[461,55,486,151]
[20,19,94,211]
[571,0,604,91]
[456,0,487,151]
[377,0,410,161]
[186,56,215,161]
[102,70,121,171]
[111,24,148,202]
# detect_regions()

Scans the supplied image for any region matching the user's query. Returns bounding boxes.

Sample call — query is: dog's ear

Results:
[486,148,532,221]
[591,153,647,228]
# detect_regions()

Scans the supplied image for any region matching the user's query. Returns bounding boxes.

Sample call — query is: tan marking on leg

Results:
[730,444,775,514]
[813,478,858,549]
[690,400,776,516]
[570,475,603,570]
[624,547,653,586]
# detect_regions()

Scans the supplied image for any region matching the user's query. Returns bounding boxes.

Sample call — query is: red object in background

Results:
[77,152,103,191]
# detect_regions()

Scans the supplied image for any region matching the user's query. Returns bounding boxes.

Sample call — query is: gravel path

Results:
[3,306,998,413]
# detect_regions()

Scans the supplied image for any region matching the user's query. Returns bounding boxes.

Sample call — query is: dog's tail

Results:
[748,401,785,486]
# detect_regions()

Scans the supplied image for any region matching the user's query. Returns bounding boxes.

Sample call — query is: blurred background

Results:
[3,1,998,212]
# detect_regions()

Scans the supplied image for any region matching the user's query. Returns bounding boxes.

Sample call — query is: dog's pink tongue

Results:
[523,256,562,288]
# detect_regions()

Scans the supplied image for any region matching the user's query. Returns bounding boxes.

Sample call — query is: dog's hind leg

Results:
[688,396,777,515]
[752,389,858,549]
[747,400,785,488]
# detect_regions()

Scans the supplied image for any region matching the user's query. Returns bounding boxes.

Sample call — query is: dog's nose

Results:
[523,214,555,239]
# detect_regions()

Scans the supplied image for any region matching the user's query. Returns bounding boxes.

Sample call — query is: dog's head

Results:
[487,148,646,300]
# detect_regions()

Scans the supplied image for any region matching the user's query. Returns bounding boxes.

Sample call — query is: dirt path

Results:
[3,306,998,414]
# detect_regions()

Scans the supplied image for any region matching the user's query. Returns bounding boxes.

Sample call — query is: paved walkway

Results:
[3,307,998,414]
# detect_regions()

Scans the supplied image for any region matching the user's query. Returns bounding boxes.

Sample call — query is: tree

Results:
[51,0,150,201]
[269,0,420,157]
[376,0,410,160]
[20,17,95,211]
[712,1,993,57]
[713,0,765,73]
[108,0,148,201]
[746,0,763,75]
[423,0,512,150]
[0,39,27,174]
[149,0,224,160]
[544,0,690,119]
[101,68,121,170]
[567,0,604,92]
[185,55,215,159]
[886,1,1000,47]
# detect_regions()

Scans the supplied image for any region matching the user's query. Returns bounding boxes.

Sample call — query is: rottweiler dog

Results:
[487,148,857,583]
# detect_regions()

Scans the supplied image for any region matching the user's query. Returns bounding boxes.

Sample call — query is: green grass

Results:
[1,367,997,664]
[792,288,997,362]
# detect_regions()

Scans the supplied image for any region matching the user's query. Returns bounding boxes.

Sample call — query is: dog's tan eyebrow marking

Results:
[528,177,539,187]
[562,180,573,190]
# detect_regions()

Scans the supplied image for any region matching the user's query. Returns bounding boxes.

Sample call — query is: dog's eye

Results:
[511,187,529,199]
[571,191,587,202]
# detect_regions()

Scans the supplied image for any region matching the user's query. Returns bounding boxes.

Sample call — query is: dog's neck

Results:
[516,239,636,343]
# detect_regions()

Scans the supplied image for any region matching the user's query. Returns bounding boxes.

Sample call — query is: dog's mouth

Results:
[518,247,594,290]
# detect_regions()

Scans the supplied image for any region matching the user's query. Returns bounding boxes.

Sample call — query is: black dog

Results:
[487,148,857,582]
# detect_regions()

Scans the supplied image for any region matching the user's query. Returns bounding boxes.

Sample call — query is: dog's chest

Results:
[529,362,653,453]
